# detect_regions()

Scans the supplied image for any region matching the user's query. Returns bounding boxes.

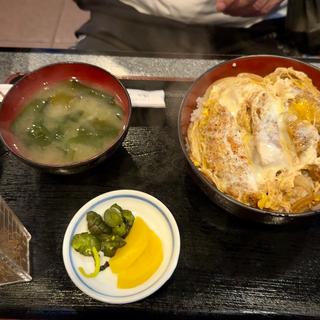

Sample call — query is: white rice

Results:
[190,96,204,122]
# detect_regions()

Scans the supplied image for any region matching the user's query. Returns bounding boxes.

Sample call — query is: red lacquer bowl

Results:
[0,62,131,174]
[178,55,320,224]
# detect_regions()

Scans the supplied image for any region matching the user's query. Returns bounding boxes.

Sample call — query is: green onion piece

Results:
[79,247,100,278]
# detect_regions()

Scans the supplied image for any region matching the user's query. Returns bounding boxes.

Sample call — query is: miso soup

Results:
[11,79,125,165]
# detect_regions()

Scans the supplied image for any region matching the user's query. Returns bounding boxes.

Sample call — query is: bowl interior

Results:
[0,63,131,165]
[179,55,320,219]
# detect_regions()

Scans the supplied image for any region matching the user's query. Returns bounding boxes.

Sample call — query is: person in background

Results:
[74,0,295,55]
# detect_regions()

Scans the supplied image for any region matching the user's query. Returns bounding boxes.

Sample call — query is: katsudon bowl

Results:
[178,55,320,224]
[0,62,131,174]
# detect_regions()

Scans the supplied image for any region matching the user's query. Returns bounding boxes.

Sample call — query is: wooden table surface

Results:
[1,78,320,319]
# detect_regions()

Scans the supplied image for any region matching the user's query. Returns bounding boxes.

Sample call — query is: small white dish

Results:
[62,189,180,304]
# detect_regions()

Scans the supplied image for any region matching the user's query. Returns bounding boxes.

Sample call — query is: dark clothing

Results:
[74,0,295,55]
[286,0,320,53]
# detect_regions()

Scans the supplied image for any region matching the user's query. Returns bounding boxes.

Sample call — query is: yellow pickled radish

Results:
[109,216,150,273]
[117,229,163,289]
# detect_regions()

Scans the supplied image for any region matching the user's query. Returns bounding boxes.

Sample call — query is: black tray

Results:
[1,78,320,319]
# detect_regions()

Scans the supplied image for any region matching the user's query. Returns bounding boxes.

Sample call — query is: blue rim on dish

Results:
[62,190,180,304]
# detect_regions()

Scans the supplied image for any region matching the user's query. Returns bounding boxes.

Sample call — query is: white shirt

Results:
[119,0,287,27]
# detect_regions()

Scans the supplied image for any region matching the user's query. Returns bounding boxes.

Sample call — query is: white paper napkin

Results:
[0,84,13,102]
[0,84,166,108]
[127,89,165,108]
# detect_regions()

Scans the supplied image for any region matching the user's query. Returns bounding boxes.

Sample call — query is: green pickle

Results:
[87,211,112,235]
[100,234,126,257]
[71,203,135,276]
[113,223,128,237]
[111,203,123,211]
[71,232,101,256]
[104,207,123,227]
[122,209,135,227]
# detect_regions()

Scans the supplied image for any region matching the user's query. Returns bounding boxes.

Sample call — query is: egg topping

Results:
[187,68,320,213]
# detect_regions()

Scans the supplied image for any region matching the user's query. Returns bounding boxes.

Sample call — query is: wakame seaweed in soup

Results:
[11,79,124,165]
